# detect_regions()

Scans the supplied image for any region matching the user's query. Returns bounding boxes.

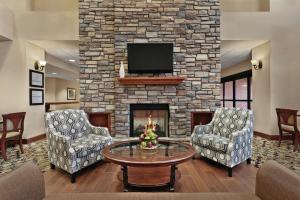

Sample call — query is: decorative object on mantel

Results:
[29,69,44,88]
[139,115,158,149]
[118,76,185,85]
[251,59,262,70]
[34,60,47,71]
[67,88,76,100]
[119,61,125,78]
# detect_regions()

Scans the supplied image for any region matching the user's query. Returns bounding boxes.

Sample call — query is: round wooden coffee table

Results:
[102,139,196,192]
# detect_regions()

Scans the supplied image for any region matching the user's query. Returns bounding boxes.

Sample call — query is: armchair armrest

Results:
[229,127,253,144]
[91,126,111,137]
[47,128,72,146]
[46,129,76,160]
[191,123,213,144]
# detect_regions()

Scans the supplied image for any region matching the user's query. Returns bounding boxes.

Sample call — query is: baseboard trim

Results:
[254,131,293,141]
[22,134,46,144]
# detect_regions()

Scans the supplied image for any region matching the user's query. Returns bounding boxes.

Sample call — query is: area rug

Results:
[1,136,300,176]
[252,136,300,174]
[0,140,49,176]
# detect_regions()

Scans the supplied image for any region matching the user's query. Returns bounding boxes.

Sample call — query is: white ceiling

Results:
[31,40,80,67]
[221,40,267,69]
[46,64,79,82]
[30,40,80,81]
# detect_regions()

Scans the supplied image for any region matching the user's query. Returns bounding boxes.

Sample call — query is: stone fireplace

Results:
[79,0,221,138]
[130,104,169,137]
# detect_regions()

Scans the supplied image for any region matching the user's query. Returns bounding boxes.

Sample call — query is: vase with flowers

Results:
[139,114,158,149]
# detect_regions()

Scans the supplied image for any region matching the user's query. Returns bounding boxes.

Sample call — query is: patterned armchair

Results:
[191,107,254,177]
[45,109,113,183]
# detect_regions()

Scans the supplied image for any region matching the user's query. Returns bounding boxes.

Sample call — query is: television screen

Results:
[127,43,173,73]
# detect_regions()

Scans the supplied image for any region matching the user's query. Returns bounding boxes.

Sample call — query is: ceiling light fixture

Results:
[69,59,76,62]
[51,72,57,75]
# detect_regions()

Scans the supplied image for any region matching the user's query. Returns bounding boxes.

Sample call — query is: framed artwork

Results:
[67,88,76,100]
[30,88,44,105]
[29,70,44,88]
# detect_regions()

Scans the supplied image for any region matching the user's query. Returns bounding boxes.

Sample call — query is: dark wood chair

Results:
[0,112,26,160]
[276,108,299,151]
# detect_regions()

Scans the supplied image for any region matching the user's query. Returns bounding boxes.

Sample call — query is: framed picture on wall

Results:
[30,88,44,105]
[29,70,44,88]
[67,88,76,100]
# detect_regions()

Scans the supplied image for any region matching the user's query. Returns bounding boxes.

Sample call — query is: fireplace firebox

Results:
[130,104,169,137]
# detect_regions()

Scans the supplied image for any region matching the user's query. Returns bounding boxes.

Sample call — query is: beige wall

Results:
[45,77,80,110]
[221,60,252,77]
[252,42,271,134]
[0,41,46,139]
[221,0,269,12]
[0,5,14,40]
[31,0,78,11]
[0,0,78,138]
[222,0,300,135]
[45,77,56,102]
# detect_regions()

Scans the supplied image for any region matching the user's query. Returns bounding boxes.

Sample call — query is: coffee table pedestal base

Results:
[119,165,180,192]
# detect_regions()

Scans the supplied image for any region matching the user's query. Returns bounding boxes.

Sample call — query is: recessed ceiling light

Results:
[69,59,76,62]
[51,72,57,75]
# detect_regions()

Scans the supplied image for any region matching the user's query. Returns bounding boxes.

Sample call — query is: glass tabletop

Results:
[108,140,192,161]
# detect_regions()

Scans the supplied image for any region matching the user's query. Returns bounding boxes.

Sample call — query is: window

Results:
[221,70,252,109]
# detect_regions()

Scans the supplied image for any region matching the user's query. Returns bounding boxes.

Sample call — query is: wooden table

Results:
[102,140,196,192]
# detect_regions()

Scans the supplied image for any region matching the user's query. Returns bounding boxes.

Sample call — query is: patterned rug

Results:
[0,136,300,176]
[252,136,300,174]
[0,140,49,176]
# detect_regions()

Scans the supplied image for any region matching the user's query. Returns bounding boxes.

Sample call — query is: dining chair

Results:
[276,108,299,151]
[0,112,26,161]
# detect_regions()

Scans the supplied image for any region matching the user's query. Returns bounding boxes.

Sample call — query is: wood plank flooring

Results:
[44,158,257,194]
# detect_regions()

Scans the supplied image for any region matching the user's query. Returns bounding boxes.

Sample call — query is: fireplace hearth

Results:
[130,104,169,137]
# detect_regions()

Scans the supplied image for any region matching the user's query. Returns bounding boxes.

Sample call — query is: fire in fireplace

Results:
[130,104,169,137]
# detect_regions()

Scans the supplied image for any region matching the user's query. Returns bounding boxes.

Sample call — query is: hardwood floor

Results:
[44,158,257,194]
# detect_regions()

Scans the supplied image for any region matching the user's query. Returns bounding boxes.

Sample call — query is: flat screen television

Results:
[127,43,173,73]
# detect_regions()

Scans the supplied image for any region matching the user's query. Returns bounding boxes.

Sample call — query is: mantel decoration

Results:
[139,115,158,149]
[119,61,125,78]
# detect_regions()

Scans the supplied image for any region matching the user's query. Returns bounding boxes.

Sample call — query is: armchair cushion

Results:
[193,134,230,153]
[70,134,112,158]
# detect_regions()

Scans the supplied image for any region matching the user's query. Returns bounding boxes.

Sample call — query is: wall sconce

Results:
[34,60,47,71]
[251,59,262,70]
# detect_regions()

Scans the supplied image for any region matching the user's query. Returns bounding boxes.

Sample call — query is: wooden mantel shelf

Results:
[117,77,186,85]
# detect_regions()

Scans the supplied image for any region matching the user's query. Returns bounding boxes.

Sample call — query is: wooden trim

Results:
[45,101,80,105]
[254,131,293,140]
[45,101,80,112]
[117,77,185,85]
[22,133,46,144]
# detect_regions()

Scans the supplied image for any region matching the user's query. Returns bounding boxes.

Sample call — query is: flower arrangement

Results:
[139,114,158,149]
